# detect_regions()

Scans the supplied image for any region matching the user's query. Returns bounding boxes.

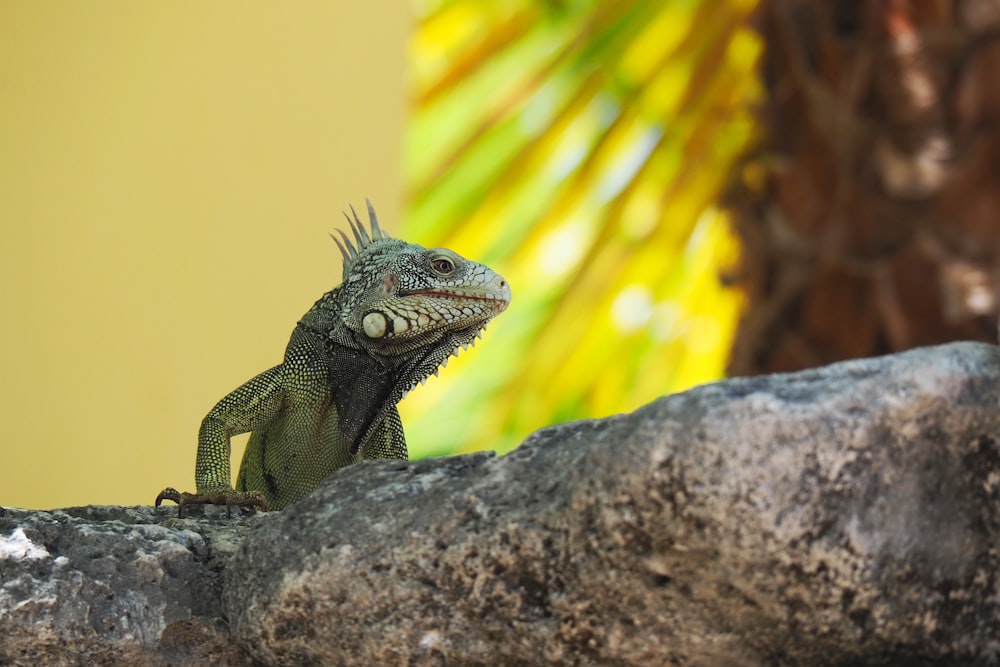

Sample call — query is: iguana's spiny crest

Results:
[330,199,394,278]
[327,200,510,397]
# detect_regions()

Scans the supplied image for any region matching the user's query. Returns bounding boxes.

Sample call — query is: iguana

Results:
[155,201,510,513]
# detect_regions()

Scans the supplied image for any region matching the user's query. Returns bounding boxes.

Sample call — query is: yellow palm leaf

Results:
[403,0,762,458]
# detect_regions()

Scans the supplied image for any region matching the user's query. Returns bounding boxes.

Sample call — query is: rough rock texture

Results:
[3,342,1000,665]
[225,342,1000,666]
[0,505,260,666]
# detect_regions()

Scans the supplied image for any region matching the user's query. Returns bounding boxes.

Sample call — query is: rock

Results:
[0,504,258,666]
[3,342,1000,665]
[223,342,1000,666]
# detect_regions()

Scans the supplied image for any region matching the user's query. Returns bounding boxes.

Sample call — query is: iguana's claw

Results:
[155,487,268,517]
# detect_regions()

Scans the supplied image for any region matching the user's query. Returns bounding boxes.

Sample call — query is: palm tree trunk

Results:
[729,0,1000,375]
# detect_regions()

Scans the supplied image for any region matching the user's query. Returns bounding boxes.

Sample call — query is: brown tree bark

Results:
[729,0,1000,375]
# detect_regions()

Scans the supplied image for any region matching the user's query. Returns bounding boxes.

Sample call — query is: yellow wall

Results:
[0,2,408,509]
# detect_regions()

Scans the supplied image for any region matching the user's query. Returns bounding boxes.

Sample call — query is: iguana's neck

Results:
[297,289,369,356]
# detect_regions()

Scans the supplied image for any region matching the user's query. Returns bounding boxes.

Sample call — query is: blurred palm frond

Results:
[403,0,762,457]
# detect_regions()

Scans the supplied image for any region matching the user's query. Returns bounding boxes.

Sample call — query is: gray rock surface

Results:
[3,342,1000,665]
[0,504,259,666]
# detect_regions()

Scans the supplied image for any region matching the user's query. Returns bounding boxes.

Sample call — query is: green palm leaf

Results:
[403,0,762,458]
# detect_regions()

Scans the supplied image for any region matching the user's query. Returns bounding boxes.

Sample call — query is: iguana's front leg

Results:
[156,365,287,515]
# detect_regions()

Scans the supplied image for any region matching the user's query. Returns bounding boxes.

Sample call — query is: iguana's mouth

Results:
[400,288,509,303]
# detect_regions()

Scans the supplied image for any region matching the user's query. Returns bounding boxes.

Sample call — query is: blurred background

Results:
[3,0,999,509]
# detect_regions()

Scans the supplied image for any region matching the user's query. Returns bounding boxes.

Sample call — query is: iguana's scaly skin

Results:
[156,201,510,513]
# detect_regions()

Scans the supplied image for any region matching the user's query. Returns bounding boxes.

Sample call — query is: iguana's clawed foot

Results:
[155,487,268,517]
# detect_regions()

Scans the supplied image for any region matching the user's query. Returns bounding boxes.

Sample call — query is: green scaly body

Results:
[156,201,510,512]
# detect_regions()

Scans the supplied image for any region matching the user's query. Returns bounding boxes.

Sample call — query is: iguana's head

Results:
[331,200,510,393]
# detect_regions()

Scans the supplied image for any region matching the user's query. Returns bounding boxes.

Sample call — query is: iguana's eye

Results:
[431,257,455,275]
